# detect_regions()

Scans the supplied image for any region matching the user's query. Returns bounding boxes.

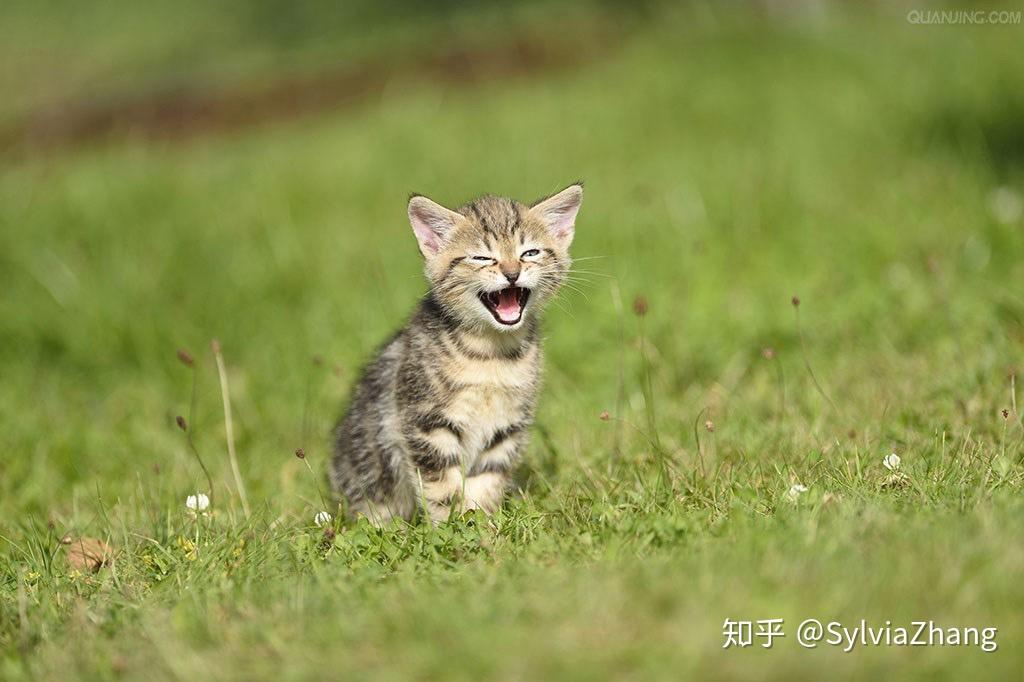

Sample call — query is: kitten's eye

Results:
[521,249,541,258]
[470,255,494,263]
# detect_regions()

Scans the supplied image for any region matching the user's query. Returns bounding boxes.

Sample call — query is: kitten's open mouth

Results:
[479,286,530,325]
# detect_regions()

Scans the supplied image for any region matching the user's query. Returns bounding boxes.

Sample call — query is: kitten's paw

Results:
[463,472,508,514]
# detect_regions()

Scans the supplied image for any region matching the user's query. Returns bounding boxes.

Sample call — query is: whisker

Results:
[545,296,576,319]
[559,275,600,288]
[560,286,590,302]
[565,266,610,274]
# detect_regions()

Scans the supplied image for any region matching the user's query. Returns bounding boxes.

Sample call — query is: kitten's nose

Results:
[502,268,520,284]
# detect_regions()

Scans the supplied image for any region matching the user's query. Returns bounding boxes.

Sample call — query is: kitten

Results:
[331,183,583,524]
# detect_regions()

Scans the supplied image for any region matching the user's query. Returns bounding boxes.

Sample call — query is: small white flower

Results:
[883,453,901,471]
[186,493,210,512]
[787,483,809,500]
[314,511,333,527]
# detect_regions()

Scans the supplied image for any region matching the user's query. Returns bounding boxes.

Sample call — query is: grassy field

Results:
[2,2,1024,679]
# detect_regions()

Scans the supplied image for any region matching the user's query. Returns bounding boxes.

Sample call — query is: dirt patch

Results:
[1,30,618,157]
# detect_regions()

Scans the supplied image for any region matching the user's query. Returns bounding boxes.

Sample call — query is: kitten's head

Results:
[408,184,582,333]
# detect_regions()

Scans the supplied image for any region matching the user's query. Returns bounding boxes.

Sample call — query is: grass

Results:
[2,2,1024,679]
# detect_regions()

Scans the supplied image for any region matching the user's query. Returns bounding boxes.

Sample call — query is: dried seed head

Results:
[176,349,194,367]
[1002,409,1011,419]
[210,339,221,354]
[175,415,187,431]
[791,295,801,307]
[761,347,776,360]
[633,295,648,317]
[599,410,610,421]
[295,447,306,459]
[704,420,715,433]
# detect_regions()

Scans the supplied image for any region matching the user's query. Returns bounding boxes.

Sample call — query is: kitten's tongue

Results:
[495,289,521,322]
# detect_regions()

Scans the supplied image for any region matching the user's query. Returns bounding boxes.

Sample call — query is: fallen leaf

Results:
[64,537,115,572]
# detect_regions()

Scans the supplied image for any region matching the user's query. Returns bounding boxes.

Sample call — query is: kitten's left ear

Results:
[408,194,462,258]
[530,183,583,247]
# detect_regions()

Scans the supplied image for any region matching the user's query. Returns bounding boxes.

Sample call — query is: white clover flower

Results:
[787,483,809,500]
[186,493,210,512]
[883,453,902,471]
[314,511,333,527]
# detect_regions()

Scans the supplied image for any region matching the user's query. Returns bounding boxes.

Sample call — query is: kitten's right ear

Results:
[408,194,462,258]
[530,183,583,248]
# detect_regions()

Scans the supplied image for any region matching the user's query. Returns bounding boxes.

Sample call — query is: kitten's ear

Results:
[530,183,583,247]
[408,194,462,258]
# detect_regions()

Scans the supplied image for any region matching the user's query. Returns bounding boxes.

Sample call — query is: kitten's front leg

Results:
[416,466,465,523]
[462,426,522,514]
[407,420,465,523]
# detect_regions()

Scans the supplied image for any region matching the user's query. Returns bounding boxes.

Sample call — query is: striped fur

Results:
[331,184,582,524]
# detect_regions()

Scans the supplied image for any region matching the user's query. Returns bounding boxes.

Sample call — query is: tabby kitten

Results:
[331,183,583,524]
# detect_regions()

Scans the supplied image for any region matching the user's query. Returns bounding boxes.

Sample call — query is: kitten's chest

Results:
[443,354,539,455]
